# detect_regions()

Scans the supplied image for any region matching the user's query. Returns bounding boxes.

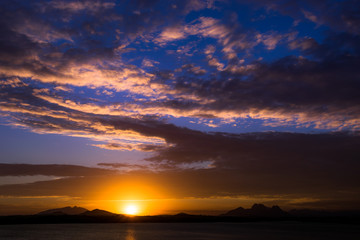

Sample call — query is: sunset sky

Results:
[0,0,359,215]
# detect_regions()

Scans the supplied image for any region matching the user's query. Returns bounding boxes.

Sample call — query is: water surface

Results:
[0,222,359,239]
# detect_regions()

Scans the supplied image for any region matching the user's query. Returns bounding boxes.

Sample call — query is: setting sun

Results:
[123,204,139,215]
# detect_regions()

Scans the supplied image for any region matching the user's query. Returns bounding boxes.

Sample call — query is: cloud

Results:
[0,1,359,150]
[0,0,169,97]
[155,16,252,56]
[43,0,116,13]
[10,93,349,197]
[0,136,359,209]
[288,37,318,51]
[92,143,165,152]
[175,64,206,75]
[141,131,360,204]
[5,76,357,174]
[0,163,116,177]
[302,10,319,24]
[183,0,217,13]
[256,31,296,50]
[156,26,187,43]
[6,0,358,133]
[0,80,170,150]
[97,162,150,170]
[11,18,73,44]
[141,58,160,68]
[162,33,360,129]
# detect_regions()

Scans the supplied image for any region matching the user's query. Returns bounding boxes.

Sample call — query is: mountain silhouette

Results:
[3,204,360,224]
[221,204,289,218]
[80,209,118,217]
[289,209,360,217]
[37,206,88,215]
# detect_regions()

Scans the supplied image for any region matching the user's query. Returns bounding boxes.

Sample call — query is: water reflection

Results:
[125,228,136,240]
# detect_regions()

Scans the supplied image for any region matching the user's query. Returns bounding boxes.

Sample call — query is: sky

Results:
[0,0,360,215]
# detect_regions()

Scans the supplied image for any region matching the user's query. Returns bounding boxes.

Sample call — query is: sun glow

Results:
[123,204,139,215]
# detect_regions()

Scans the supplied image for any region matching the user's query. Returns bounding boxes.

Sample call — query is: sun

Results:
[123,204,139,215]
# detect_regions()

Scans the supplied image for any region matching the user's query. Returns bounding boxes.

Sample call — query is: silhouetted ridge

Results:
[80,209,118,217]
[221,204,289,218]
[2,205,360,224]
[175,212,192,217]
[37,206,88,215]
[289,209,360,217]
[251,204,267,211]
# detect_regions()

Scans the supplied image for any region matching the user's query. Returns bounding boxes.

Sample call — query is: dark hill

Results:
[221,204,289,218]
[289,209,360,217]
[80,209,118,217]
[37,206,88,215]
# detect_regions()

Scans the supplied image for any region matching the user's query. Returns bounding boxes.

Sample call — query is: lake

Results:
[0,222,359,239]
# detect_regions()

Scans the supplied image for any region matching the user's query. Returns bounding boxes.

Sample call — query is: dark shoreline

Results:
[1,214,360,225]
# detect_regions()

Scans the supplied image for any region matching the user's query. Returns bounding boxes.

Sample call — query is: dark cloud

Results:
[2,0,358,130]
[97,112,360,200]
[0,176,102,197]
[0,157,359,209]
[152,32,360,129]
[0,163,116,177]
[2,78,360,180]
[97,162,149,170]
[0,0,135,83]
[0,22,38,61]
[146,127,360,172]
[3,79,358,166]
[0,117,359,209]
